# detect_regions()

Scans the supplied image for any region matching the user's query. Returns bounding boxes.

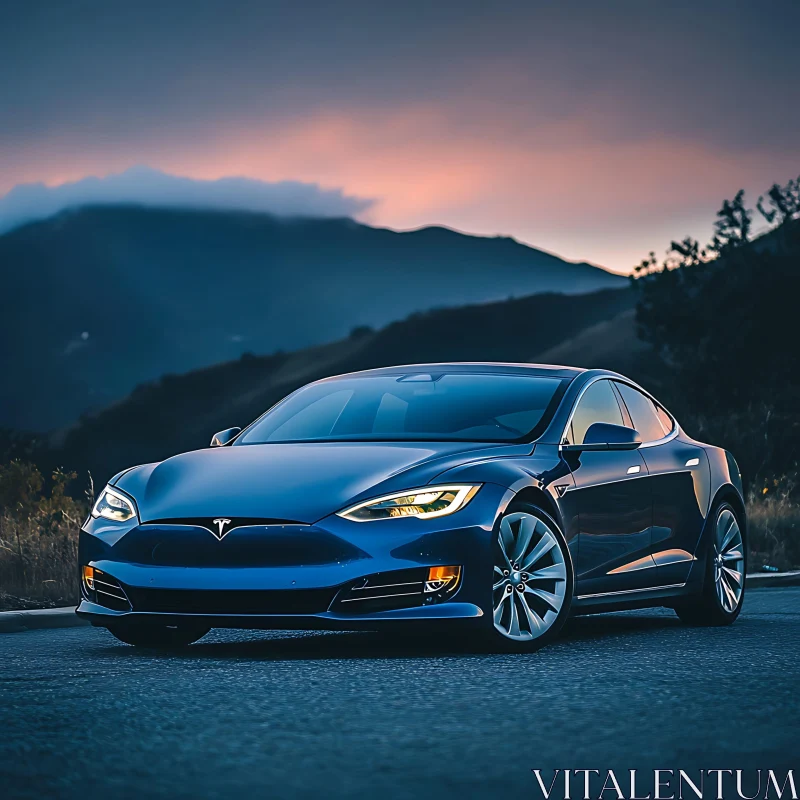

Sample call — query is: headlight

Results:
[338,485,480,522]
[92,486,138,522]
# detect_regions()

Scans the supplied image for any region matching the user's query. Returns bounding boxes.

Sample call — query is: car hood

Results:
[114,441,529,524]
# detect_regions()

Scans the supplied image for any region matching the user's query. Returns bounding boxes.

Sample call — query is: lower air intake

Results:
[124,587,337,615]
[91,571,132,612]
[333,568,429,614]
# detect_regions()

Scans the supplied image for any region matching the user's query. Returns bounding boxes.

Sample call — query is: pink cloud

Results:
[3,103,797,272]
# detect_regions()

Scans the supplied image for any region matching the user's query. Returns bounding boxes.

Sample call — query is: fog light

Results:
[425,565,461,593]
[82,565,95,590]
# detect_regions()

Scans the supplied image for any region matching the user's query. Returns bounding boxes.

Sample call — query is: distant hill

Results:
[49,286,640,483]
[534,309,648,374]
[0,205,625,430]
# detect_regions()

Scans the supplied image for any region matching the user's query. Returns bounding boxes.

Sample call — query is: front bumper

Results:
[77,482,510,630]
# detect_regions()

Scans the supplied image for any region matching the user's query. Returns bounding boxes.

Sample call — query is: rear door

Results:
[564,379,653,597]
[613,382,706,586]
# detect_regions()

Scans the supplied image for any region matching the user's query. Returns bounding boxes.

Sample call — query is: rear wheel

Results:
[107,624,210,648]
[675,502,745,626]
[488,503,573,652]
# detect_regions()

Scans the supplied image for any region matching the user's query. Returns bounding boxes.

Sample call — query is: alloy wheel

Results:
[713,508,744,613]
[493,512,568,641]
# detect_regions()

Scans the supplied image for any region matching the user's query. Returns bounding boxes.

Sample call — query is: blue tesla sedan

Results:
[77,363,746,651]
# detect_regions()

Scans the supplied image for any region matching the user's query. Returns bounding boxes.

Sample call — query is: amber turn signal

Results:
[82,565,95,590]
[425,565,461,593]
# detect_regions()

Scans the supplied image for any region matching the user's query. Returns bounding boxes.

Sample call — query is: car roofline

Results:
[312,362,587,383]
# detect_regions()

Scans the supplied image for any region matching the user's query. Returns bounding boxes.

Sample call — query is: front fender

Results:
[431,444,573,528]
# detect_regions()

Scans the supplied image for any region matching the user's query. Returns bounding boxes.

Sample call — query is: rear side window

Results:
[654,404,674,435]
[566,379,623,444]
[614,382,668,442]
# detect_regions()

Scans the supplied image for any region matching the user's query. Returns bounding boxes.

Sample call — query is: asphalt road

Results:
[1,588,798,800]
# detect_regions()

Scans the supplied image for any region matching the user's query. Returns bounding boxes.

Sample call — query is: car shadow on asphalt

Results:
[562,610,683,641]
[94,610,686,661]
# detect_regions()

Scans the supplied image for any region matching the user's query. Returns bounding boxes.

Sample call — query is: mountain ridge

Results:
[0,204,626,430]
[47,285,640,483]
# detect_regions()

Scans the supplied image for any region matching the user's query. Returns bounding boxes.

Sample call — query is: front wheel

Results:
[107,624,210,648]
[674,502,746,626]
[488,503,574,652]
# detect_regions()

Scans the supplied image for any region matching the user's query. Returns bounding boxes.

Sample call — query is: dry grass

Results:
[746,475,800,572]
[0,462,89,609]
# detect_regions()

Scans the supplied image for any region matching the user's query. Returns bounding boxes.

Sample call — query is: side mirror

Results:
[562,422,642,452]
[210,427,241,447]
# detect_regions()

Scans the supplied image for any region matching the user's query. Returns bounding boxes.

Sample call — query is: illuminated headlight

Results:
[92,486,138,522]
[338,485,480,522]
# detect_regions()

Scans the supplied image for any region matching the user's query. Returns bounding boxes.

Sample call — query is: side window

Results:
[614,382,667,442]
[567,380,623,444]
[654,403,674,435]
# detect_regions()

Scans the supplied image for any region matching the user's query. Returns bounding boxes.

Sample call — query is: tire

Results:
[107,624,210,648]
[486,502,574,652]
[674,502,746,626]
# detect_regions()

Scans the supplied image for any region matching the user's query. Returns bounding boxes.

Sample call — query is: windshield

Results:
[237,373,566,444]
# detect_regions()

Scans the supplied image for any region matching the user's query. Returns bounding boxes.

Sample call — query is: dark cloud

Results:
[0,167,374,234]
[2,0,799,151]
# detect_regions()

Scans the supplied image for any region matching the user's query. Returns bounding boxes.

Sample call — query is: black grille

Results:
[124,586,337,615]
[333,568,427,614]
[145,518,300,531]
[92,571,131,612]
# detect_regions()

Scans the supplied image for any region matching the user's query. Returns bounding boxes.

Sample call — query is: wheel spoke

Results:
[716,511,733,545]
[719,514,739,552]
[520,596,545,635]
[722,548,743,562]
[523,584,561,611]
[722,565,743,585]
[493,592,509,625]
[720,573,738,611]
[513,515,536,563]
[493,578,507,590]
[520,530,556,571]
[497,521,514,569]
[527,562,567,582]
[507,593,521,637]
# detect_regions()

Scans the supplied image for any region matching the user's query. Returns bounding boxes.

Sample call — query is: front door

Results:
[613,381,707,587]
[563,379,653,597]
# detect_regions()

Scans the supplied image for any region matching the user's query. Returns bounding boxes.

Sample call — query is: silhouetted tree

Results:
[632,178,800,490]
[757,176,800,254]
[757,176,800,227]
[634,179,799,413]
[710,189,752,254]
[668,236,706,269]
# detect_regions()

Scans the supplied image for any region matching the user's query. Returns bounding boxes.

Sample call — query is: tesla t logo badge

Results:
[211,518,232,540]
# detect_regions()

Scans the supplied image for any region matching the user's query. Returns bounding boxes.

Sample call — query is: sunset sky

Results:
[2,0,799,273]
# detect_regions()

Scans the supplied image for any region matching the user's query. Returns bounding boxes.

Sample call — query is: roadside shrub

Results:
[0,461,89,608]
[747,475,800,572]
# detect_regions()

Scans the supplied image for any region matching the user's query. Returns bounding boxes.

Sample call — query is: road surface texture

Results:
[1,588,798,799]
